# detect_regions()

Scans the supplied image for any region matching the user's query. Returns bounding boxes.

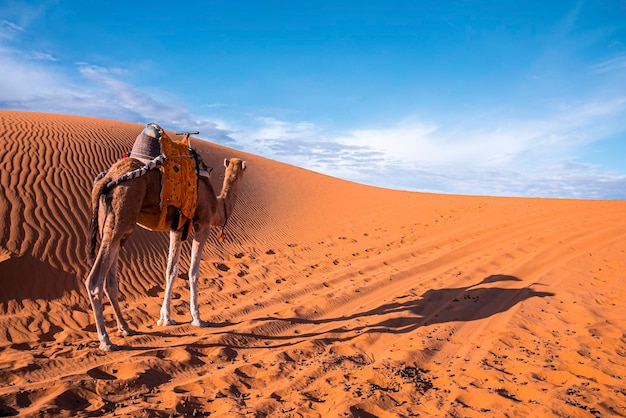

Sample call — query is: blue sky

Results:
[1,1,625,199]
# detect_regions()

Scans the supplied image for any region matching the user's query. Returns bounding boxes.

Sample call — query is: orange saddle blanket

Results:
[158,131,198,230]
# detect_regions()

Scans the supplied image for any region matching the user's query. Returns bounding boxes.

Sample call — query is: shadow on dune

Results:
[336,274,555,334]
[0,402,18,417]
[0,254,80,304]
[209,275,554,348]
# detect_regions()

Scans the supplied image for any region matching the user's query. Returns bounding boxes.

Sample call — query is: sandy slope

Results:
[0,110,624,417]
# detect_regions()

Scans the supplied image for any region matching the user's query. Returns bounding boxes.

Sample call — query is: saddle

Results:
[130,124,199,231]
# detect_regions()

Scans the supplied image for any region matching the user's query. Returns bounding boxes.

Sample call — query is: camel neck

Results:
[218,168,241,201]
[216,174,239,226]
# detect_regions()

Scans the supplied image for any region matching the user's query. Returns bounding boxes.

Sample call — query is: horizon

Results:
[1,1,625,199]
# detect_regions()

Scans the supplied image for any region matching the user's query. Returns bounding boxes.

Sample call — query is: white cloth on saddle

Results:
[131,126,162,164]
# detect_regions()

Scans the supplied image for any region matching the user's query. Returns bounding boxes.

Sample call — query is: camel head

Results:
[221,158,246,198]
[219,157,246,202]
[213,158,247,238]
[224,157,246,178]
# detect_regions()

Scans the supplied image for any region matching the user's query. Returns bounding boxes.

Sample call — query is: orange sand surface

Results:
[0,110,625,417]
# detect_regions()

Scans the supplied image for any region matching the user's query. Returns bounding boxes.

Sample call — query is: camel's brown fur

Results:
[85,157,246,351]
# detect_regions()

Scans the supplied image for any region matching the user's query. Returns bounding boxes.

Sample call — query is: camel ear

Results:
[224,158,229,168]
[242,161,247,170]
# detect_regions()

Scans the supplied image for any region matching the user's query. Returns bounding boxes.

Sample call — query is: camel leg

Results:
[157,229,183,326]
[189,224,210,327]
[85,241,119,351]
[104,251,135,337]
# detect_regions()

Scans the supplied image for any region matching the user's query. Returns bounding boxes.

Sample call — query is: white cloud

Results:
[253,116,318,141]
[0,37,235,144]
[338,96,626,172]
[0,44,72,102]
[0,15,236,144]
[75,63,237,143]
[203,103,232,109]
[592,54,626,74]
[0,20,23,38]
[334,120,545,169]
[226,98,626,199]
[2,33,623,199]
[0,9,624,199]
[31,51,58,61]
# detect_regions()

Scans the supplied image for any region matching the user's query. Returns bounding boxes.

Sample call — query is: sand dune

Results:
[0,110,625,417]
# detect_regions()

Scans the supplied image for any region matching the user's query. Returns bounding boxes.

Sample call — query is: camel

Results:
[85,155,246,351]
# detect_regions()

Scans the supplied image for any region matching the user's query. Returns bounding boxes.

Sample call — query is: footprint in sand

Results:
[214,263,230,272]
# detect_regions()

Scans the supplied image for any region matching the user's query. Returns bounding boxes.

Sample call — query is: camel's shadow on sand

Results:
[208,274,554,349]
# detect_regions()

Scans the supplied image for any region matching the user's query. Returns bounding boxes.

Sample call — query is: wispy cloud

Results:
[1,5,624,199]
[76,63,237,143]
[203,103,232,109]
[228,94,626,199]
[31,51,58,61]
[334,95,626,170]
[592,55,626,74]
[253,117,318,141]
[0,32,235,144]
[1,31,624,199]
[0,20,23,38]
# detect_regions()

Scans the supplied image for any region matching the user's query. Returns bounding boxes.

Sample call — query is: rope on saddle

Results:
[189,148,212,179]
[97,154,166,193]
[93,168,110,185]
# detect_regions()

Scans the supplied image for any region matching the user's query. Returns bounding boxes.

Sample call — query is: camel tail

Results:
[88,180,110,261]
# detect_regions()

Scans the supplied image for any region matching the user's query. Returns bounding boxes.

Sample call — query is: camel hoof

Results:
[157,318,178,327]
[191,319,208,327]
[117,328,135,337]
[100,342,119,352]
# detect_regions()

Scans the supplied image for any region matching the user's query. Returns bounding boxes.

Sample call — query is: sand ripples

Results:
[1,111,625,416]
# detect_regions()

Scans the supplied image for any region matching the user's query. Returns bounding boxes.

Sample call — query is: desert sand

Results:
[0,110,624,417]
